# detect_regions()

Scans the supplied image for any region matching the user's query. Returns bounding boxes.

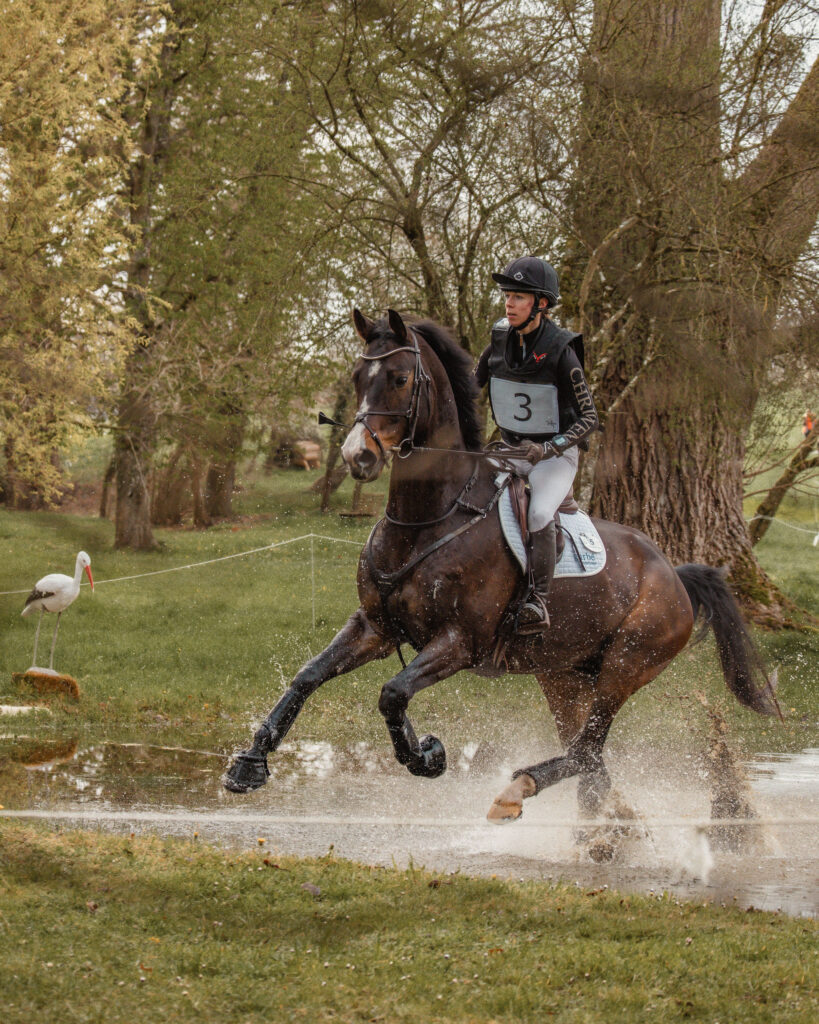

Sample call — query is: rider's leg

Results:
[518,448,579,629]
[518,523,557,628]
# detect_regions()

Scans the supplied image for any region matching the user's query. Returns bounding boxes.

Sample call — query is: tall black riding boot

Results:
[518,521,557,631]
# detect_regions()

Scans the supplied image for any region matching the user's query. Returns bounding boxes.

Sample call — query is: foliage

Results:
[0,0,144,504]
[252,0,574,354]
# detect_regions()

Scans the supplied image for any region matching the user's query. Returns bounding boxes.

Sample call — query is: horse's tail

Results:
[675,563,782,719]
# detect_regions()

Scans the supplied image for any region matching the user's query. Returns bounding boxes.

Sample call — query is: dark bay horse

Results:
[224,310,779,822]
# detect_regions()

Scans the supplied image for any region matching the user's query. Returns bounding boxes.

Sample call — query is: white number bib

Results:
[490,378,559,434]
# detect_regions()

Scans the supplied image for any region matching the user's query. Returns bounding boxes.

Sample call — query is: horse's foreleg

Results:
[223,609,392,792]
[378,631,471,779]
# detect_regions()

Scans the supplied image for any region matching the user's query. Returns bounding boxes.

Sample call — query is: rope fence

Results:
[2,514,816,618]
[0,532,366,628]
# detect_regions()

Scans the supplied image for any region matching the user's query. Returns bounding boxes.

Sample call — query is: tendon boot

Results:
[518,521,557,632]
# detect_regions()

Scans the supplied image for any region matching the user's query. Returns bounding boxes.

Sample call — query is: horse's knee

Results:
[378,680,408,720]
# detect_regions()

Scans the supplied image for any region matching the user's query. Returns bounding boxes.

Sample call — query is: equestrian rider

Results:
[475,256,599,629]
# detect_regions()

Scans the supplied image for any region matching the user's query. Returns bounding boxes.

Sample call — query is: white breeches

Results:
[513,446,579,532]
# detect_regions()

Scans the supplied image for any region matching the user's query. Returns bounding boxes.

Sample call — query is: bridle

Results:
[353,329,431,460]
[319,328,534,466]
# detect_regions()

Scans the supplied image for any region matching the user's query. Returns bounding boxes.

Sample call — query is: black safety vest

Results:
[486,318,585,442]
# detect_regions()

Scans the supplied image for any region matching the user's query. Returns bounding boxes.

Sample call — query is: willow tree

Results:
[0,0,138,507]
[112,0,326,545]
[560,0,819,619]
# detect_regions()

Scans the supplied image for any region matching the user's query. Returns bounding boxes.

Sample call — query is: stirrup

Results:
[517,594,550,632]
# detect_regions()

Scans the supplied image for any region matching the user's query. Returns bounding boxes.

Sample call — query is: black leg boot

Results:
[518,521,557,631]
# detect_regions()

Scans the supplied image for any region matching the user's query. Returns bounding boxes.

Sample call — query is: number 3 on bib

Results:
[489,378,560,435]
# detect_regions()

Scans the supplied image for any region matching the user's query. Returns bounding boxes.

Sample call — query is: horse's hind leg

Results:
[224,609,393,792]
[487,676,624,823]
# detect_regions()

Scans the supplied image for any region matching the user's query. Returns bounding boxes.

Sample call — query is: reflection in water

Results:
[1,738,816,918]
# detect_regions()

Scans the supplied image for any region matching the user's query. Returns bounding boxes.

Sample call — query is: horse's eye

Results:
[395,375,408,388]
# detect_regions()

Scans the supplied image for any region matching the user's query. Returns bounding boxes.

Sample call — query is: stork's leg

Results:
[32,609,44,666]
[48,612,62,671]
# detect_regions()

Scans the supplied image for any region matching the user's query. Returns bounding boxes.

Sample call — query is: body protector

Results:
[477,317,598,447]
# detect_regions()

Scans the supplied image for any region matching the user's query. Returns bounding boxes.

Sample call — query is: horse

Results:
[224,309,780,826]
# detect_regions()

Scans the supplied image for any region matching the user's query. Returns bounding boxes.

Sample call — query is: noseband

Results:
[355,330,431,459]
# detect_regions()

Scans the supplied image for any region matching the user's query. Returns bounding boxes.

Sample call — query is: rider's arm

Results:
[474,345,491,388]
[549,347,599,454]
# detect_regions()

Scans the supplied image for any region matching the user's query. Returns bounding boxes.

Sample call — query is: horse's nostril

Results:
[356,449,378,472]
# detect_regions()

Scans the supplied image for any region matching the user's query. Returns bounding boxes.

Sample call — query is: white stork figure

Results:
[21,551,94,672]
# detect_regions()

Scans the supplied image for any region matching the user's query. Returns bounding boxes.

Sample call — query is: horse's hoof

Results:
[486,798,523,824]
[222,751,270,793]
[486,774,535,823]
[406,734,446,778]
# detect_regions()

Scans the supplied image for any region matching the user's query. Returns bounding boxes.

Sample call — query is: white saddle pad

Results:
[497,475,607,578]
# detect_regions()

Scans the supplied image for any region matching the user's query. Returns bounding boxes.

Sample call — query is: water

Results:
[1,735,816,917]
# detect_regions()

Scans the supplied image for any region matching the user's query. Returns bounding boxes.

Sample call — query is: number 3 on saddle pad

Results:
[489,378,560,434]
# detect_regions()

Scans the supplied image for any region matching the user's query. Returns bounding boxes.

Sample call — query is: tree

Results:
[254,0,570,354]
[559,0,819,619]
[0,0,138,506]
[112,0,329,545]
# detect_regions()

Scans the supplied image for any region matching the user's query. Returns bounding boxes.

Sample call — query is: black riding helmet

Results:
[493,256,560,302]
[492,256,560,330]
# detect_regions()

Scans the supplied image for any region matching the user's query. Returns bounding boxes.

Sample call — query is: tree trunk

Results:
[748,423,819,545]
[114,343,158,549]
[99,457,116,519]
[567,1,819,619]
[319,380,352,512]
[114,24,182,549]
[204,408,244,520]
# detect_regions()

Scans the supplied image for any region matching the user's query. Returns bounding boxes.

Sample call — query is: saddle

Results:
[507,474,579,561]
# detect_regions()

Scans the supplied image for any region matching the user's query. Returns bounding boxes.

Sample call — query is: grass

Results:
[0,465,816,765]
[0,822,816,1024]
[0,466,817,1021]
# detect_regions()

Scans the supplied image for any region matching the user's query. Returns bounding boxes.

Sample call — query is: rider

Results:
[475,256,599,629]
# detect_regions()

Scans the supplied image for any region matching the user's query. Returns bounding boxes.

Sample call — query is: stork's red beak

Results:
[85,565,95,590]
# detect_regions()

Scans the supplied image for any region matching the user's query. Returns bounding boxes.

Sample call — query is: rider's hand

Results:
[518,441,545,464]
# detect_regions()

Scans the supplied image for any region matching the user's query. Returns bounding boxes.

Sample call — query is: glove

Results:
[517,441,546,464]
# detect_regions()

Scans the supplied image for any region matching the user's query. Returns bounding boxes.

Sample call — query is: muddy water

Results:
[1,736,817,917]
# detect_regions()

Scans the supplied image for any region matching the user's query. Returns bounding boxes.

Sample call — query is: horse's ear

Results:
[352,308,374,344]
[387,308,408,342]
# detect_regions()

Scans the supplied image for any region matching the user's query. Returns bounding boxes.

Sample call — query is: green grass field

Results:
[0,465,816,758]
[0,823,816,1024]
[1,466,817,1022]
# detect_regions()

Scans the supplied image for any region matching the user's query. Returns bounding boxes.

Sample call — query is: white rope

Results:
[745,514,819,536]
[0,532,364,597]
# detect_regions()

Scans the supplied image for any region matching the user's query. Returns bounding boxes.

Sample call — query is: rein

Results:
[384,460,480,528]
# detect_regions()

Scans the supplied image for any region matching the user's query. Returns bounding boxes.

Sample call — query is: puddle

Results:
[1,738,816,918]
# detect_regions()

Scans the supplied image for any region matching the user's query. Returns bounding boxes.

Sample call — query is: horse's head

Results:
[341,308,431,482]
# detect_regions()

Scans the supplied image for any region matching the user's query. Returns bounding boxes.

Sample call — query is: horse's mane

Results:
[407,319,483,451]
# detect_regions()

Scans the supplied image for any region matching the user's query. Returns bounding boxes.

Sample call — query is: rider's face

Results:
[504,291,546,330]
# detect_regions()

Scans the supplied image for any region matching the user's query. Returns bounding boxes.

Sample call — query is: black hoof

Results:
[223,751,270,793]
[406,734,447,778]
